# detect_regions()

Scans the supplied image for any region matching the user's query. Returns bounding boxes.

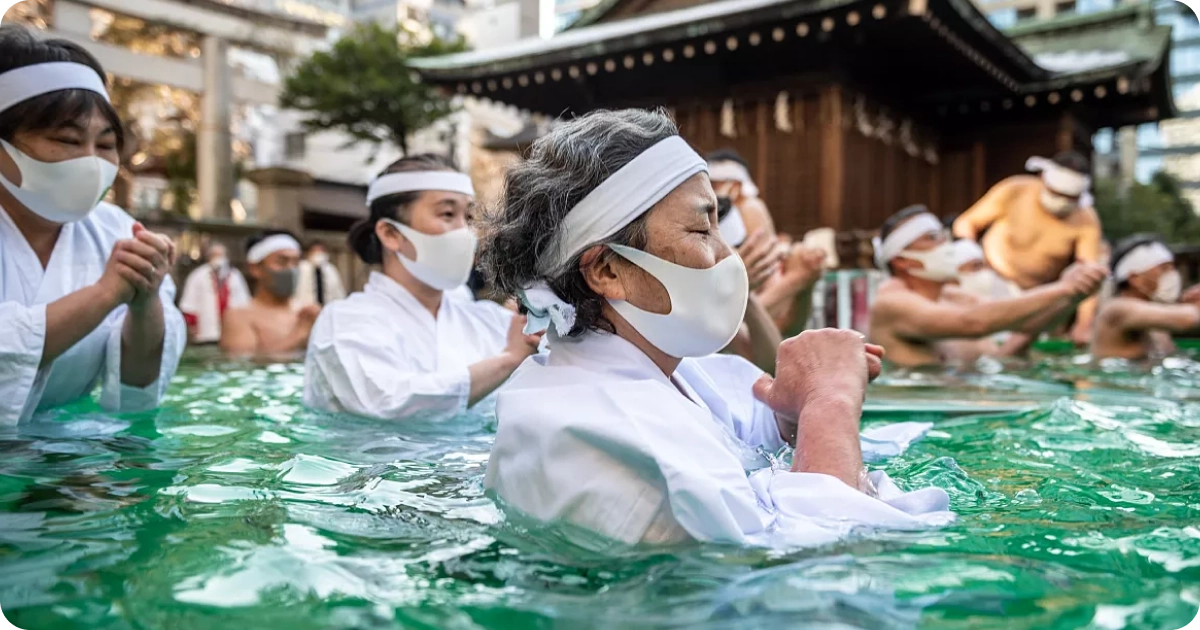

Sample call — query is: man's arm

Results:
[953,180,1014,241]
[219,309,259,355]
[877,283,1076,341]
[1070,213,1104,344]
[1108,300,1200,334]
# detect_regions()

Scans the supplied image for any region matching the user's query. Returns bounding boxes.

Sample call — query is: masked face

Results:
[268,267,299,298]
[1153,269,1183,303]
[309,251,329,266]
[599,175,749,359]
[0,138,118,223]
[384,219,478,291]
[898,241,959,283]
[1039,188,1079,218]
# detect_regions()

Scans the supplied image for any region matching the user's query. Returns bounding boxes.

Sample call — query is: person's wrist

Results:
[799,388,864,421]
[500,349,526,370]
[93,278,126,310]
[128,291,161,315]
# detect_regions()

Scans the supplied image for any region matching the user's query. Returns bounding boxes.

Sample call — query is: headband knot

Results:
[518,282,576,336]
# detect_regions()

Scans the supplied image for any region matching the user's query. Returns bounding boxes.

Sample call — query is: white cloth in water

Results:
[304,271,515,420]
[178,264,250,344]
[294,260,347,308]
[486,332,954,547]
[0,201,187,424]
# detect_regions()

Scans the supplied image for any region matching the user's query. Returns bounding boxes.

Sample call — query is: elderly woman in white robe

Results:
[477,109,953,548]
[303,153,540,421]
[0,24,185,424]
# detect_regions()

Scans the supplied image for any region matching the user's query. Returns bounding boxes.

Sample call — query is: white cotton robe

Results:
[486,332,954,548]
[304,272,515,420]
[0,202,187,424]
[178,265,250,344]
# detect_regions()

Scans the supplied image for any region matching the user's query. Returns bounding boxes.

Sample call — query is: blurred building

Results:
[977,0,1200,209]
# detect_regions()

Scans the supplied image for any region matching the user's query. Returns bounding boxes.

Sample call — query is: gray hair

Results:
[479,108,679,336]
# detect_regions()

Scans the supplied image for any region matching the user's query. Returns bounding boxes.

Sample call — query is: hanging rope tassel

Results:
[774,91,793,133]
[720,98,737,138]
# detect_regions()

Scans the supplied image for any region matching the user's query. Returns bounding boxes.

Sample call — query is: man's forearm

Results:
[121,295,165,388]
[467,352,523,406]
[791,394,863,488]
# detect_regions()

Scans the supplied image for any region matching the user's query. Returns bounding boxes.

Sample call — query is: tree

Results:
[1093,171,1200,244]
[279,22,467,156]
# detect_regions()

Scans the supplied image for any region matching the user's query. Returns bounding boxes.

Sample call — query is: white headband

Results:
[872,212,943,269]
[519,135,707,337]
[1114,242,1173,282]
[539,136,707,274]
[247,234,301,264]
[707,160,760,198]
[366,171,475,205]
[954,239,985,267]
[1026,156,1090,197]
[0,62,110,115]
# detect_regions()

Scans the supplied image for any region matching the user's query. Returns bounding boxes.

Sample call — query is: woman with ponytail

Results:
[303,154,540,421]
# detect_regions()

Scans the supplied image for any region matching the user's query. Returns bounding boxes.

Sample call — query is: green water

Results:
[2,349,1199,630]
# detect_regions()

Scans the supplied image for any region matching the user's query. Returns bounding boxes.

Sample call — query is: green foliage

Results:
[1093,171,1200,244]
[279,22,467,156]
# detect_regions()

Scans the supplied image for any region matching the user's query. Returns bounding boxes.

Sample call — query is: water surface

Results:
[1,348,1197,629]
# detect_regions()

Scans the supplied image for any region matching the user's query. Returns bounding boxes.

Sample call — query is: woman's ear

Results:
[581,246,627,301]
[375,220,407,254]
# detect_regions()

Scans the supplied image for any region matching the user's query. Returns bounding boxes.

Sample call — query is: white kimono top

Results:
[304,272,515,420]
[178,264,250,344]
[486,332,954,548]
[0,202,187,424]
[294,260,347,308]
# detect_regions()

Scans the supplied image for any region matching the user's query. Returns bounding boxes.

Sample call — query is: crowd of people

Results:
[5,22,1200,549]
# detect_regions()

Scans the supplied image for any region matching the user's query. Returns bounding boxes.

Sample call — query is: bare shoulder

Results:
[871,279,919,313]
[1073,206,1101,229]
[991,175,1040,196]
[1097,297,1136,324]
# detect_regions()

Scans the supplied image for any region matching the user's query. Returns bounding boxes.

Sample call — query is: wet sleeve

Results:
[304,312,470,421]
[99,274,188,413]
[0,301,49,423]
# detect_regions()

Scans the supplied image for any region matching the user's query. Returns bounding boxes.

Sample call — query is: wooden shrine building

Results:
[413,0,1174,240]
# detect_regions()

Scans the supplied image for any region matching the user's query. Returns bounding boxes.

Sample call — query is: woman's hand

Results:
[505,314,543,360]
[754,330,882,445]
[111,223,175,309]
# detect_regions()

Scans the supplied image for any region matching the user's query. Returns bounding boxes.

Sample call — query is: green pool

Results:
[2,348,1198,630]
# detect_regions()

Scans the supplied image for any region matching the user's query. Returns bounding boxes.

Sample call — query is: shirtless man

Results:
[869,205,1107,368]
[952,151,1104,345]
[1092,234,1200,360]
[220,231,321,357]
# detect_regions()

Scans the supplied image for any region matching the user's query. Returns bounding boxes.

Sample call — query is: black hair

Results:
[304,240,326,253]
[246,229,300,257]
[348,153,460,265]
[706,148,748,168]
[878,204,934,274]
[0,24,124,151]
[1052,150,1089,173]
[1111,233,1164,290]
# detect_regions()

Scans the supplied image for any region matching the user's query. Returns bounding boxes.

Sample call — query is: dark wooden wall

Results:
[673,83,1078,240]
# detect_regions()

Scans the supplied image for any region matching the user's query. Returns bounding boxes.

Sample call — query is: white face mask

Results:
[959,269,999,299]
[897,242,958,283]
[309,252,329,266]
[1039,189,1078,218]
[383,219,477,291]
[1153,269,1182,303]
[607,243,749,358]
[210,256,229,274]
[717,205,748,248]
[0,139,118,223]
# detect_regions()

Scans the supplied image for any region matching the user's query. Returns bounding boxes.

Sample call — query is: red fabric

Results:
[213,269,230,318]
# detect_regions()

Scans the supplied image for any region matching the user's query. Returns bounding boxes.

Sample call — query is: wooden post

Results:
[756,100,769,198]
[971,140,986,202]
[819,85,846,230]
